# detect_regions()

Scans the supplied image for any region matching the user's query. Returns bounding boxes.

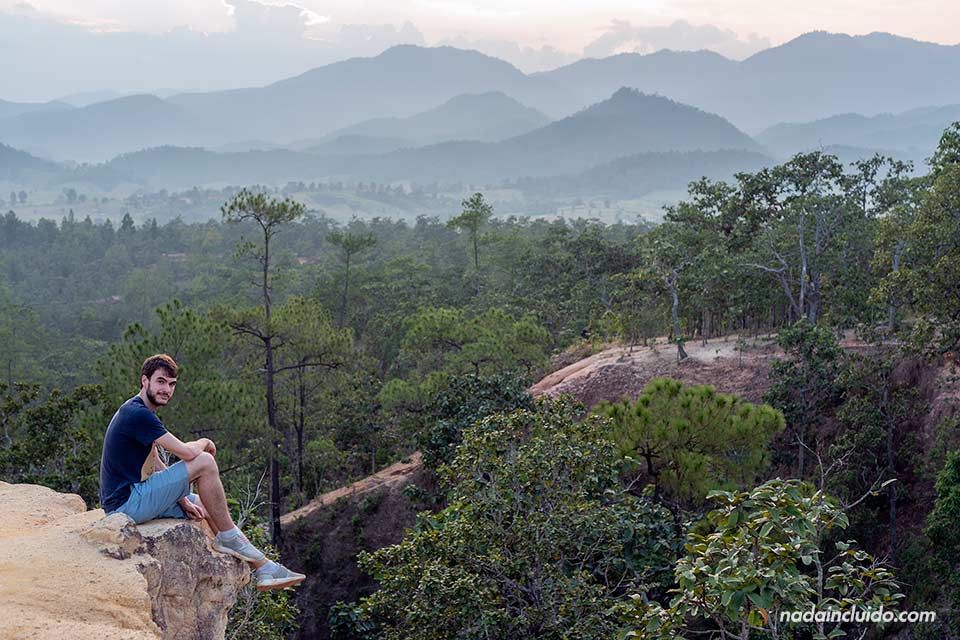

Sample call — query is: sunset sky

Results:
[2,0,957,101]
[9,0,959,50]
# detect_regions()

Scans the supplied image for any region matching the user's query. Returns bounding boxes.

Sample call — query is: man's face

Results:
[142,369,177,407]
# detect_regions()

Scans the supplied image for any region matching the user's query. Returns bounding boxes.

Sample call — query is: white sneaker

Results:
[256,561,306,591]
[212,531,266,563]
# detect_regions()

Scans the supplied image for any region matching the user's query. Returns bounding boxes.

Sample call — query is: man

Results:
[99,353,305,591]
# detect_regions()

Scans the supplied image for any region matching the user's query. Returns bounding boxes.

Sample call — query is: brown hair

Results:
[141,354,178,382]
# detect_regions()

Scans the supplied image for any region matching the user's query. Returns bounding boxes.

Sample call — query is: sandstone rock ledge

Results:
[0,481,249,640]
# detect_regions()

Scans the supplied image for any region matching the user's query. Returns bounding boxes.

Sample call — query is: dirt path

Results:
[281,452,423,526]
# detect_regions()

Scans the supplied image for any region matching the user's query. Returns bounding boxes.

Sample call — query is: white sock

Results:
[219,526,241,540]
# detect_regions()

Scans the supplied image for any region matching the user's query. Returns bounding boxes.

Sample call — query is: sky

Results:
[1,0,958,102]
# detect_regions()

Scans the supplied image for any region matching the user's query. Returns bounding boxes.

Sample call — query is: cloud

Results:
[0,1,427,101]
[310,20,425,50]
[584,19,770,60]
[437,35,577,72]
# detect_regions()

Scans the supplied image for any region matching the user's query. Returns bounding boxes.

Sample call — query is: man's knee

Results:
[187,451,218,477]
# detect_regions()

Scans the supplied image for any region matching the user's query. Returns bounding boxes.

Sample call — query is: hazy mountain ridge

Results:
[758,104,960,157]
[0,88,762,195]
[0,95,211,162]
[312,91,552,149]
[3,32,960,162]
[0,143,60,180]
[305,88,759,184]
[515,149,774,197]
[166,45,568,148]
[0,99,73,120]
[61,89,759,189]
[538,31,960,131]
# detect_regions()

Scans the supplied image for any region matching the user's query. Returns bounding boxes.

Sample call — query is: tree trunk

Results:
[297,365,306,495]
[668,271,688,362]
[338,253,350,329]
[472,232,481,296]
[884,384,897,559]
[262,234,282,546]
[798,214,808,321]
[798,434,805,478]
[887,240,904,331]
[807,272,821,324]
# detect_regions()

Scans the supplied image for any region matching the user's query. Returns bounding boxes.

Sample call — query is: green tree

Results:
[765,320,844,478]
[595,378,784,506]
[326,228,377,329]
[271,295,352,495]
[0,382,106,504]
[626,479,903,640]
[447,192,493,296]
[914,448,960,636]
[418,372,533,471]
[875,122,960,356]
[0,285,46,385]
[358,399,680,640]
[222,189,306,544]
[397,306,549,379]
[830,352,919,558]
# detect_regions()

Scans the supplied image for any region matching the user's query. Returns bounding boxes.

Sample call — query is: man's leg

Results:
[184,452,234,532]
[185,452,264,567]
[185,451,305,590]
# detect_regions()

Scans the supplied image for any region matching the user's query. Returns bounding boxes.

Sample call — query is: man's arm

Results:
[155,432,216,461]
[149,440,210,520]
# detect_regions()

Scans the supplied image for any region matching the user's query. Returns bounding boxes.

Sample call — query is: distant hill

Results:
[533,49,735,120]
[311,92,552,150]
[8,34,960,162]
[77,146,326,189]
[55,89,182,107]
[0,95,211,162]
[539,32,960,131]
[0,143,61,180]
[213,140,287,153]
[168,46,568,147]
[0,99,72,120]
[80,89,759,189]
[304,135,413,156]
[757,105,960,159]
[344,88,760,183]
[515,149,774,198]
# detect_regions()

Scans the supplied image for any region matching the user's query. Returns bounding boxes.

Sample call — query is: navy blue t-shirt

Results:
[99,395,168,511]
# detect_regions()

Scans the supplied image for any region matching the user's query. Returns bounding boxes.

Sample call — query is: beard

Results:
[145,383,170,407]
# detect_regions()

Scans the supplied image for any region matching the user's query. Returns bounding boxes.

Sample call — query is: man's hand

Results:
[201,438,217,457]
[187,438,216,458]
[180,498,206,521]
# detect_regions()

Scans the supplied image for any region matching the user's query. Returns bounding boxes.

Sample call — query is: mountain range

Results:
[2,31,960,163]
[306,91,552,152]
[1,89,765,195]
[332,88,759,184]
[757,104,960,160]
[555,32,960,132]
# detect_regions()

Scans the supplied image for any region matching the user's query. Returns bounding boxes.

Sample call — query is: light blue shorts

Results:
[113,461,197,524]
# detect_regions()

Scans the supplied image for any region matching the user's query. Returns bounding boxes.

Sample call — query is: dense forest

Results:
[2,122,960,640]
